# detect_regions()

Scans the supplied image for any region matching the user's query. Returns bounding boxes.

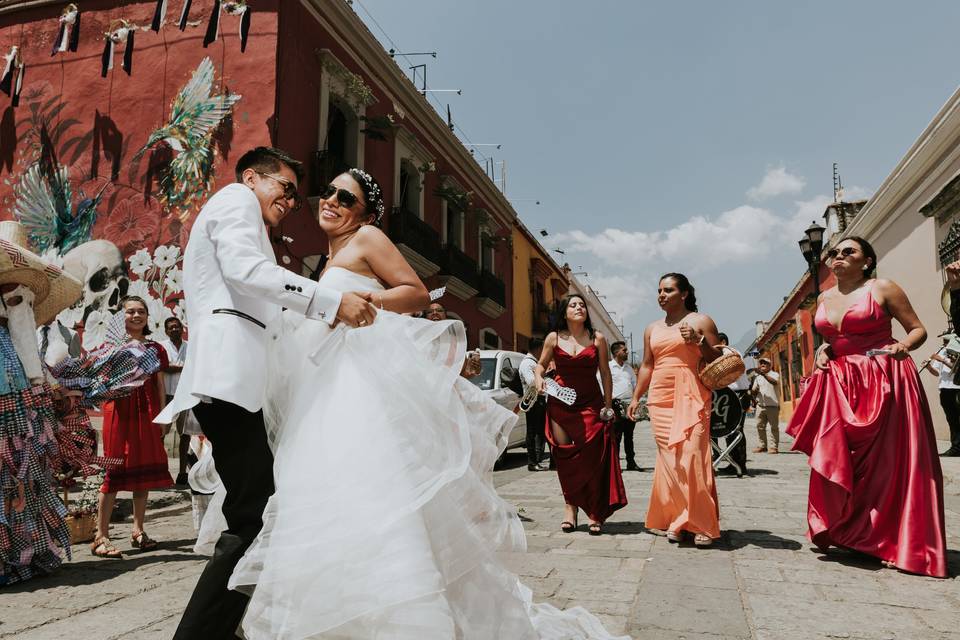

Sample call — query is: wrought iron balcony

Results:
[477,269,506,319]
[438,244,480,300]
[388,207,442,277]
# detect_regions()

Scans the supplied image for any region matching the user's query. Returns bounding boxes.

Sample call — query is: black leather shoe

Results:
[527,464,544,472]
[625,462,640,471]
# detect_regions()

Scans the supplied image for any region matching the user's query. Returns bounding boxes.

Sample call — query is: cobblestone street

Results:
[2,419,959,639]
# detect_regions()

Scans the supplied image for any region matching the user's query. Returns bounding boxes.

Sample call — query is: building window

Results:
[480,327,501,350]
[314,50,369,196]
[791,337,803,399]
[777,350,791,401]
[443,199,465,249]
[398,158,422,218]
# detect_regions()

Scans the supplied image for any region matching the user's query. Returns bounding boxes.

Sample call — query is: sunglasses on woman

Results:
[825,246,858,260]
[320,183,363,209]
[256,171,303,211]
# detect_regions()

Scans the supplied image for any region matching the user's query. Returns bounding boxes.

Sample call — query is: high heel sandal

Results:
[588,522,602,536]
[694,534,713,548]
[560,516,578,533]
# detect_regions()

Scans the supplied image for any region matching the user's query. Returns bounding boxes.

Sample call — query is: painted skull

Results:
[60,239,129,324]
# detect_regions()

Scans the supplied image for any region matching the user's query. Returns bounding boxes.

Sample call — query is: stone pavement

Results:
[1,418,959,639]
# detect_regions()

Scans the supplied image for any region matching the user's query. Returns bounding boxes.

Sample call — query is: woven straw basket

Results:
[699,346,746,390]
[66,513,97,544]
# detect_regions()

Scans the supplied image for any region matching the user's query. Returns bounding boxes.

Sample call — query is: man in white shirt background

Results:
[751,357,781,454]
[519,337,548,471]
[924,334,960,456]
[608,340,639,471]
[159,316,190,486]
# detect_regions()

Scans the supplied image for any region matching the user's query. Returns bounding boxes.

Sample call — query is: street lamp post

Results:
[798,221,826,349]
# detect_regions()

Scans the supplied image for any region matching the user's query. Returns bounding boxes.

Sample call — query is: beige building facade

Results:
[840,86,960,440]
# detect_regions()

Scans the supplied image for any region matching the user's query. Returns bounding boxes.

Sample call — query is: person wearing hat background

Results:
[0,220,83,586]
[751,357,781,454]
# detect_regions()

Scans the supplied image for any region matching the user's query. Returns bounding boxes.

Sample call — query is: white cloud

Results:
[746,167,806,201]
[554,205,783,269]
[586,274,650,323]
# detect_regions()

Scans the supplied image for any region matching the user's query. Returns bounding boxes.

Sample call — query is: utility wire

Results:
[353,0,494,167]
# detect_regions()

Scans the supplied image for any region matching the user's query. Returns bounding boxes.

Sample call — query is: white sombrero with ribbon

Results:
[0,220,83,325]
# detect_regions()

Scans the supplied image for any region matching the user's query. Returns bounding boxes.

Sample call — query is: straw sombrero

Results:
[0,221,83,325]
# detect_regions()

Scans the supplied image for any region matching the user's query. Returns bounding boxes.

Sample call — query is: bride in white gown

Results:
[228,169,630,640]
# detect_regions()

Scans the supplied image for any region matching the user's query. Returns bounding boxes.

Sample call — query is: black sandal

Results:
[588,522,602,536]
[560,520,577,533]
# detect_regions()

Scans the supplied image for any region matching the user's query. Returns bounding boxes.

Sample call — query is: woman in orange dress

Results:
[91,296,171,558]
[628,273,722,547]
[535,294,627,535]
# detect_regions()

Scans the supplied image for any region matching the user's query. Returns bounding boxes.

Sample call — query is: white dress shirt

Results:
[519,353,539,394]
[607,359,637,401]
[932,359,960,390]
[159,338,188,396]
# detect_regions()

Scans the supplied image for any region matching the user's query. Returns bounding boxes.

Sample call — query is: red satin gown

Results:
[544,344,627,523]
[787,283,947,577]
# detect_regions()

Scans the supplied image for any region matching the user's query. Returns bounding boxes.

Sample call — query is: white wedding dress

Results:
[229,267,630,640]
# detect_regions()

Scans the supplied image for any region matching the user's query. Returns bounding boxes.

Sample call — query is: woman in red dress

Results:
[91,296,172,558]
[788,236,947,577]
[534,294,627,535]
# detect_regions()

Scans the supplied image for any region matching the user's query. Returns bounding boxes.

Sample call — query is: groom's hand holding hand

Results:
[336,291,377,327]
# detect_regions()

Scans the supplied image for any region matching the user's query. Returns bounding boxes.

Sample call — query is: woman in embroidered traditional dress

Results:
[534,294,627,536]
[92,296,171,558]
[628,273,722,547]
[787,236,947,577]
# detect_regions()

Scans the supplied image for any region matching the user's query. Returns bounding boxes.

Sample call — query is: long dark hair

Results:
[659,272,698,312]
[552,293,595,338]
[838,235,878,278]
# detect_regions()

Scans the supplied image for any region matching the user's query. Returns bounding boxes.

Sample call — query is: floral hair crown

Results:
[349,168,385,223]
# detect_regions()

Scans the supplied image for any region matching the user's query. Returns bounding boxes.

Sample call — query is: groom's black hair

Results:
[235,147,305,182]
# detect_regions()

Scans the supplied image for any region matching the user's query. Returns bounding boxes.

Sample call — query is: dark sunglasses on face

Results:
[826,247,857,260]
[256,171,303,211]
[320,183,362,209]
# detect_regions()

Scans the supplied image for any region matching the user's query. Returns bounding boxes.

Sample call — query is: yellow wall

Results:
[512,227,535,342]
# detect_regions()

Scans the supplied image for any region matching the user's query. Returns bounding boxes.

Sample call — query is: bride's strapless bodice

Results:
[317,266,385,294]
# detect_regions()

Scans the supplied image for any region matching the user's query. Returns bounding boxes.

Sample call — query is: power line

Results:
[352,0,495,167]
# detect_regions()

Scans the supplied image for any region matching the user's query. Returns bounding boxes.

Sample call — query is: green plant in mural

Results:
[134,57,241,221]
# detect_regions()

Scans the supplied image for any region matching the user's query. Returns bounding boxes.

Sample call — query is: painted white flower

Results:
[146,296,173,336]
[173,300,186,321]
[128,248,153,276]
[125,278,152,301]
[153,245,180,270]
[81,309,110,351]
[164,267,183,294]
[56,304,84,329]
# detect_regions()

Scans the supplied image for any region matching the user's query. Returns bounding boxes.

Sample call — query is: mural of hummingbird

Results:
[14,152,108,257]
[135,57,241,220]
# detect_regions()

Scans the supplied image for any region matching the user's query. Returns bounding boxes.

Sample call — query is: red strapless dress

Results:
[787,285,947,577]
[544,344,627,523]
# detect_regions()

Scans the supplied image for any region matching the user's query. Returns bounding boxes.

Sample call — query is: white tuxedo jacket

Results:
[155,183,340,421]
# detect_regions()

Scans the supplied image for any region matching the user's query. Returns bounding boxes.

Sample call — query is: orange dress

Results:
[645,322,720,538]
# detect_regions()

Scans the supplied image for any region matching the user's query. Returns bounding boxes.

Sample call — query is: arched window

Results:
[479,327,501,350]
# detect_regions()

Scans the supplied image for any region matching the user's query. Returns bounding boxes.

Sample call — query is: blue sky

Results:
[354,0,960,351]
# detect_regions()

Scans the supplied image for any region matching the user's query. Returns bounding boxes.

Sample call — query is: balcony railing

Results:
[479,269,506,307]
[442,244,481,290]
[533,304,552,333]
[388,207,443,267]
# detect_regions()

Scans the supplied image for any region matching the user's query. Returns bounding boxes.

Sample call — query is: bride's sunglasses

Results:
[320,183,363,209]
[825,246,858,260]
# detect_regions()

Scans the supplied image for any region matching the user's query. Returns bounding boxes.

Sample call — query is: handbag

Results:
[699,346,746,391]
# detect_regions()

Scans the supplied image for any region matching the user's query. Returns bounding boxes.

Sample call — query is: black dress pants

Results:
[614,417,636,467]
[173,399,275,640]
[526,399,546,465]
[940,388,960,449]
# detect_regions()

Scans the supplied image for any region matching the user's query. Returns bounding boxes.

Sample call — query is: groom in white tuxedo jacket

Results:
[157,147,376,639]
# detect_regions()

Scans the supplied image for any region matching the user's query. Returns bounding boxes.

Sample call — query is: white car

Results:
[468,349,528,455]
